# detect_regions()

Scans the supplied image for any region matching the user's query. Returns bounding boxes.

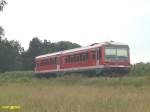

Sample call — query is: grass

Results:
[0,71,150,112]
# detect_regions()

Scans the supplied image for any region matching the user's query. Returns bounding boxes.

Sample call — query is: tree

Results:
[41,40,52,54]
[21,38,81,70]
[0,0,7,40]
[21,37,43,70]
[0,26,4,40]
[130,62,150,76]
[0,39,23,72]
[56,41,80,51]
[0,0,7,11]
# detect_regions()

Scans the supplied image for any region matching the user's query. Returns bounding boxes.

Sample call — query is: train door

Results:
[56,56,60,70]
[96,48,100,65]
[91,48,100,66]
[91,50,96,65]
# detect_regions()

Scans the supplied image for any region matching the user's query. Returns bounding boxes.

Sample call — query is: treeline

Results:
[1,37,150,75]
[1,1,150,75]
[130,62,150,76]
[0,0,81,72]
[0,0,79,72]
[0,37,81,72]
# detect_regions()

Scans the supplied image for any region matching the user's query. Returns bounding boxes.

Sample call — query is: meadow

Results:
[0,71,150,112]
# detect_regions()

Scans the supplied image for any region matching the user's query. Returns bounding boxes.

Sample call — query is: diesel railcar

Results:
[34,41,130,76]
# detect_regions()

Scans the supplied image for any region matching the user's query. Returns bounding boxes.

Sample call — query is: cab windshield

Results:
[105,47,128,61]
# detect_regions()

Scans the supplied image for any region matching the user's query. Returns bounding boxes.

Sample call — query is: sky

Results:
[0,0,150,64]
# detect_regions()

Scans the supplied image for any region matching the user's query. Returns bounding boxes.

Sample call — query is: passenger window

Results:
[70,56,74,63]
[92,51,96,60]
[68,55,71,63]
[85,52,88,61]
[76,55,80,62]
[82,53,86,61]
[65,57,67,63]
[80,53,82,61]
[54,58,56,64]
[97,48,100,60]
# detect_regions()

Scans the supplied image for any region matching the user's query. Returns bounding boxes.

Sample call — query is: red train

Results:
[34,41,130,76]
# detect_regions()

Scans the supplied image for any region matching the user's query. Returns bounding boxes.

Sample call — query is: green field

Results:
[0,71,150,112]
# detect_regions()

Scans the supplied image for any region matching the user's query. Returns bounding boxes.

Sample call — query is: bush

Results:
[130,62,150,76]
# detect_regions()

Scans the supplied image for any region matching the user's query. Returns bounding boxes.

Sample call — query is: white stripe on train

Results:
[35,65,130,74]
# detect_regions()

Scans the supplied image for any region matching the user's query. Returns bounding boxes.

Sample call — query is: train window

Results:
[50,58,52,64]
[85,52,88,61]
[82,53,86,61]
[36,62,40,67]
[80,53,82,61]
[74,55,76,62]
[70,56,72,63]
[97,48,100,60]
[53,58,55,64]
[51,58,54,64]
[99,48,101,59]
[67,56,69,63]
[47,59,50,65]
[76,54,80,62]
[44,60,46,65]
[45,59,49,65]
[40,61,43,66]
[49,59,51,64]
[54,57,57,64]
[39,62,42,66]
[38,57,58,65]
[92,51,96,60]
[62,57,64,64]
[41,60,44,66]
[70,55,74,63]
[105,48,116,56]
[64,57,67,63]
[74,54,76,62]
[44,60,47,65]
[51,59,53,64]
[68,55,71,63]
[75,54,78,62]
[36,61,38,66]
[73,55,75,62]
[40,60,45,66]
[56,57,58,64]
[117,48,128,57]
[54,57,56,64]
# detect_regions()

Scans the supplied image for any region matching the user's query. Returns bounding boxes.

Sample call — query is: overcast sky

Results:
[0,0,150,63]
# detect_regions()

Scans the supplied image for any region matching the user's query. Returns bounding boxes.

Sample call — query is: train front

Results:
[102,42,131,74]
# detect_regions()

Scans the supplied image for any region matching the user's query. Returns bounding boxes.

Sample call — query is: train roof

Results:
[35,41,128,59]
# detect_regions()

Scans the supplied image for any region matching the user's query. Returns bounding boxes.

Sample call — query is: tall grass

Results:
[0,71,150,87]
[0,71,150,112]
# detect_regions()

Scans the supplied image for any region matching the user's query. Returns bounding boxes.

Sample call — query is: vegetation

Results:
[130,62,150,76]
[0,1,81,72]
[0,0,7,11]
[1,0,150,111]
[0,50,150,112]
[0,71,150,112]
[0,0,7,40]
[22,38,81,70]
[0,39,23,72]
[0,62,150,79]
[0,37,81,72]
